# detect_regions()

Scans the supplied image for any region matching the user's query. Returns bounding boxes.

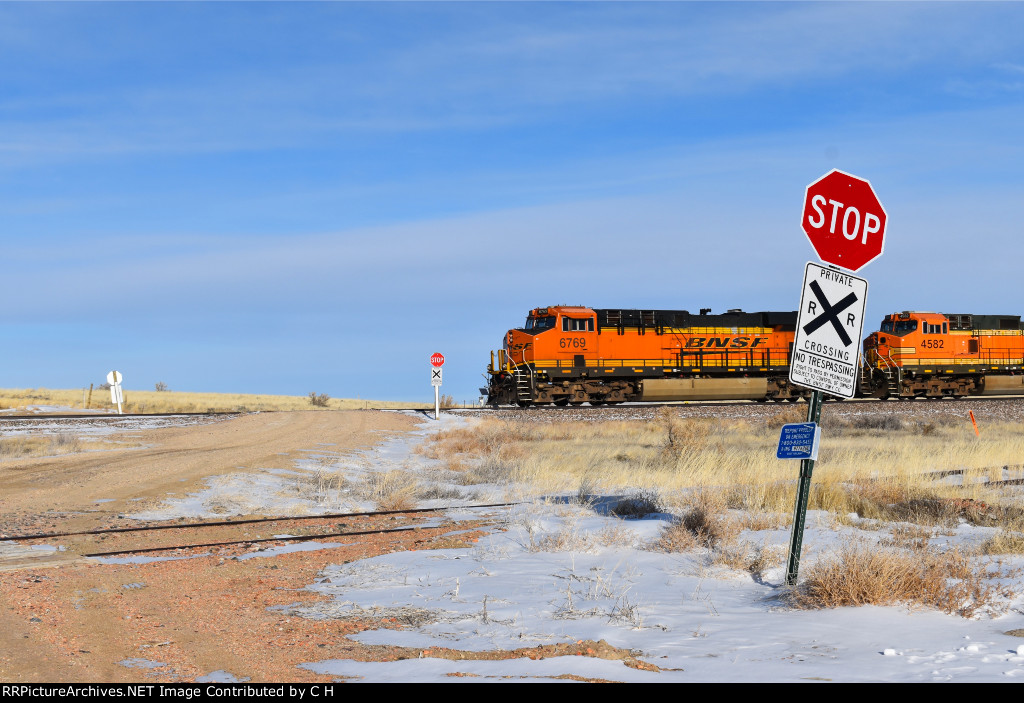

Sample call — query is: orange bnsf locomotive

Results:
[484,306,1024,405]
[485,306,804,406]
[861,311,1024,399]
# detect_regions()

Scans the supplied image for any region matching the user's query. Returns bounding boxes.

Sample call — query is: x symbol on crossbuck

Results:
[432,369,442,379]
[802,280,858,347]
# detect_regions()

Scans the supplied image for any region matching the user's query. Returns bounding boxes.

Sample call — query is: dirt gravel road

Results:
[0,410,457,682]
[0,410,420,539]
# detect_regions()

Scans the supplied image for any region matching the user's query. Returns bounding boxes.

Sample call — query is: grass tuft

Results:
[787,542,1007,617]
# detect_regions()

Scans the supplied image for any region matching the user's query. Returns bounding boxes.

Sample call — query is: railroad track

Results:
[0,411,244,421]
[1,394,1022,422]
[1,502,518,561]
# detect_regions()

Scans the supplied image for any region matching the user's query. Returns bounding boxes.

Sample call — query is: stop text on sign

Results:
[801,169,887,272]
[805,195,882,246]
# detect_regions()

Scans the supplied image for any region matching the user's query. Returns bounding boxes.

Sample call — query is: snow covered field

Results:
[100,410,1024,682]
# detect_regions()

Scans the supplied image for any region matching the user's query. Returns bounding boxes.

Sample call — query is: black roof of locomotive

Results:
[943,314,1024,331]
[594,309,797,329]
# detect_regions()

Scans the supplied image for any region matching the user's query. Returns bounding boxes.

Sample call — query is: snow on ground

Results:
[0,413,227,439]
[293,505,1024,682]
[128,413,481,521]
[74,411,1024,681]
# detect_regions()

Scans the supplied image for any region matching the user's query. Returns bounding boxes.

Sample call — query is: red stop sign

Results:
[802,169,887,272]
[430,352,445,367]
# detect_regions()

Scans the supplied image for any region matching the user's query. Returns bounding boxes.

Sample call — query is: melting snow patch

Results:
[195,670,250,683]
[119,658,166,669]
[234,541,353,561]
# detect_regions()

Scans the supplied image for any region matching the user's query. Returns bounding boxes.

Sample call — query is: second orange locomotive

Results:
[862,311,1024,398]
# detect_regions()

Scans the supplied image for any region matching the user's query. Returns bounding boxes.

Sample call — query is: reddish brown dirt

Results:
[0,410,650,682]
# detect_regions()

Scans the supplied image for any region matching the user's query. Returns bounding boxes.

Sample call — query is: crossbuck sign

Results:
[789,262,868,399]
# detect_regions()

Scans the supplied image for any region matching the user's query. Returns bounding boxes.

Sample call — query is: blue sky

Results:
[3,2,1023,401]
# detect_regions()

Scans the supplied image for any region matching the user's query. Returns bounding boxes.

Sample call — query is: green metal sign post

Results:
[784,170,886,586]
[785,388,824,586]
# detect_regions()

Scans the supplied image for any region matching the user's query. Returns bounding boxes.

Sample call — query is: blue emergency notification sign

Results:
[777,422,821,460]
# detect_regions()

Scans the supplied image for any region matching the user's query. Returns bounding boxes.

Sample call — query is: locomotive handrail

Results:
[535,353,790,369]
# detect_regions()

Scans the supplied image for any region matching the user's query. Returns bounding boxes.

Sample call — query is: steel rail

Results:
[81,525,434,558]
[1,502,521,543]
[2,395,1021,421]
[0,411,245,421]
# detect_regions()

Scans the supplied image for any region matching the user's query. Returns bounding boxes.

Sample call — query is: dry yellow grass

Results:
[0,433,135,460]
[0,387,427,414]
[426,409,1024,523]
[786,542,1008,617]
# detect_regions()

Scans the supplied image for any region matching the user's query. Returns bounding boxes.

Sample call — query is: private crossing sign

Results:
[789,262,868,399]
[431,367,443,386]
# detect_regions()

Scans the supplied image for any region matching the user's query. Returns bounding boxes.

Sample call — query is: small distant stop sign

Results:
[802,169,887,272]
[430,352,445,367]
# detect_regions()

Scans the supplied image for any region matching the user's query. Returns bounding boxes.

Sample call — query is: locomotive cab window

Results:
[562,317,594,332]
[923,322,944,334]
[527,316,555,330]
[888,320,917,336]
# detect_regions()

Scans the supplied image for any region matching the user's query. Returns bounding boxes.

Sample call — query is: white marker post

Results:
[430,352,445,420]
[107,370,124,415]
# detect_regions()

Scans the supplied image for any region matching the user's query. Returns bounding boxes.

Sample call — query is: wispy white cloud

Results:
[3,2,1022,165]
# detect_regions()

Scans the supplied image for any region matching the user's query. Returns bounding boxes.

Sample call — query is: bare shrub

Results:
[443,456,468,473]
[610,488,662,519]
[0,437,41,458]
[788,543,1006,618]
[458,457,513,485]
[660,408,711,458]
[154,382,169,392]
[573,476,599,507]
[881,524,934,550]
[712,540,784,575]
[679,493,741,549]
[417,484,465,501]
[834,414,907,433]
[764,404,810,430]
[308,392,331,408]
[593,522,637,548]
[807,480,992,527]
[652,519,701,552]
[982,532,1024,555]
[2,434,90,458]
[439,394,456,409]
[741,511,787,531]
[47,432,81,454]
[653,492,740,552]
[367,470,419,511]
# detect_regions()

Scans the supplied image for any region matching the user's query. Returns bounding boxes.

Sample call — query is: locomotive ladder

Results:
[880,352,902,398]
[514,367,534,403]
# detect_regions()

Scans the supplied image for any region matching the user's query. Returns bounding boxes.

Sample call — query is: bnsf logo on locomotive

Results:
[684,337,769,349]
